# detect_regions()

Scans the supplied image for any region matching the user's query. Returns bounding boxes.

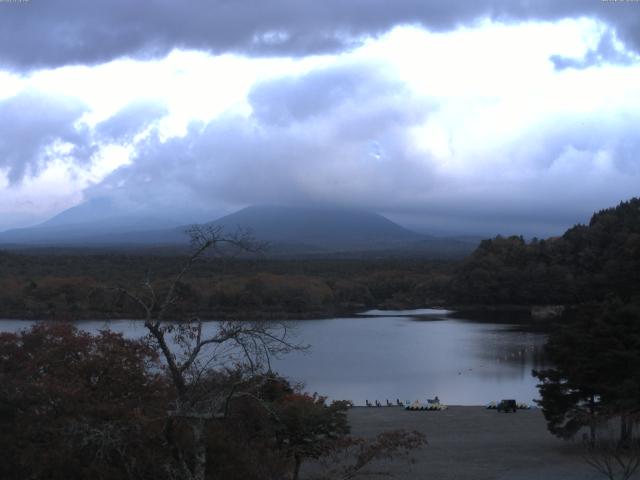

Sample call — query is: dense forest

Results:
[0,253,454,320]
[450,198,640,307]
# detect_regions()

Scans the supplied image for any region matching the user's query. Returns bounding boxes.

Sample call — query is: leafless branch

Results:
[583,435,640,480]
[109,224,300,480]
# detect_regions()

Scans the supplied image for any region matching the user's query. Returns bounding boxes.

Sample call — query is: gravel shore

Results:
[345,406,610,480]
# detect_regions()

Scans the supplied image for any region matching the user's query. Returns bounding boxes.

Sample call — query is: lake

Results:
[0,310,548,406]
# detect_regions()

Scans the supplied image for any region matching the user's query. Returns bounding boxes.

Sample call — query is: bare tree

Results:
[118,225,301,480]
[582,420,640,480]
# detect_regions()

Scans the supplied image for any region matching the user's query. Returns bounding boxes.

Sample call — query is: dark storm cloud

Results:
[1,0,639,70]
[0,92,92,184]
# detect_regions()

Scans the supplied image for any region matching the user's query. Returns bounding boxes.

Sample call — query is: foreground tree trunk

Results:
[589,395,597,445]
[191,418,207,480]
[119,225,298,480]
[620,415,633,448]
[292,454,302,480]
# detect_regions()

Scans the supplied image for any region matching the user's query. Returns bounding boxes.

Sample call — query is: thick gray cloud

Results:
[84,61,640,236]
[551,29,638,70]
[0,92,92,184]
[0,93,171,186]
[385,111,640,236]
[249,64,412,126]
[96,101,168,143]
[87,63,432,214]
[1,0,639,70]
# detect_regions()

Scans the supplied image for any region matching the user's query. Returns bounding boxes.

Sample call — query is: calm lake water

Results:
[0,310,548,406]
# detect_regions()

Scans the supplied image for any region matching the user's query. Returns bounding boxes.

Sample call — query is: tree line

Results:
[0,253,454,320]
[450,198,640,306]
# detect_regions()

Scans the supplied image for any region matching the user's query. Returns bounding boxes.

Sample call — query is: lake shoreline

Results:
[0,303,562,325]
[0,307,363,322]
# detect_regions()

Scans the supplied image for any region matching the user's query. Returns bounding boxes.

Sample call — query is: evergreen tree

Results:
[535,301,640,444]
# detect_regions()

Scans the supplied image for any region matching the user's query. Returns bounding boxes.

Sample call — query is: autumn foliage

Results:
[0,324,425,480]
[0,323,168,480]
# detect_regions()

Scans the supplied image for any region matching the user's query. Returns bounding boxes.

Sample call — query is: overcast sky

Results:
[0,0,639,236]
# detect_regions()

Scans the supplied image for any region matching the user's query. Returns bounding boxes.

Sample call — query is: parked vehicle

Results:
[497,399,517,413]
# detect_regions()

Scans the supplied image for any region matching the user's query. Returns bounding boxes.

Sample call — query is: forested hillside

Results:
[450,198,640,305]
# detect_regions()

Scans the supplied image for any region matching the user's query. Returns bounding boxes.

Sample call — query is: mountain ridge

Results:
[0,203,478,257]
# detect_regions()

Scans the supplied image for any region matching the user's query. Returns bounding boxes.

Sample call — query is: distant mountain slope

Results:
[209,205,423,249]
[0,203,478,257]
[38,197,120,227]
[0,218,181,245]
[0,197,210,246]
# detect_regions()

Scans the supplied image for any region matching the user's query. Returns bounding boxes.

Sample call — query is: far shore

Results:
[0,304,562,325]
[327,406,604,480]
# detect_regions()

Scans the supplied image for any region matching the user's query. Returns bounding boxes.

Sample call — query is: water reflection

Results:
[273,316,548,406]
[0,314,548,406]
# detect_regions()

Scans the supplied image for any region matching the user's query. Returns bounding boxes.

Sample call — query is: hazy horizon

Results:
[0,199,599,240]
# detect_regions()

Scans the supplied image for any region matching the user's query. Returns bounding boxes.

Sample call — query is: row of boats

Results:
[363,399,533,410]
[364,398,448,410]
[486,401,532,410]
[405,400,448,411]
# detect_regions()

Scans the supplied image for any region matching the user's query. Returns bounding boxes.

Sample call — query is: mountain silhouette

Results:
[0,203,478,256]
